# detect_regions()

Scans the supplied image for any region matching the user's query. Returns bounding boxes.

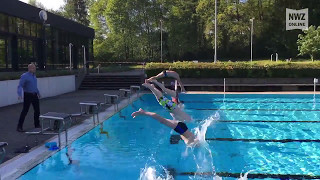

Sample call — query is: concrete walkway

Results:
[0,90,121,163]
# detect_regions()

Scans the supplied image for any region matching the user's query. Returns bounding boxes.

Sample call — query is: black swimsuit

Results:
[163,70,167,77]
[174,122,188,135]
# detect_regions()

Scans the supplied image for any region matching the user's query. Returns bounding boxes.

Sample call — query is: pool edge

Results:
[0,93,144,180]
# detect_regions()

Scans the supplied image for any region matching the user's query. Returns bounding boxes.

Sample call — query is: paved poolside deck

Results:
[0,90,122,164]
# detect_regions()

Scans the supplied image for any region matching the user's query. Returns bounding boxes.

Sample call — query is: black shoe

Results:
[16,127,25,132]
[35,125,41,128]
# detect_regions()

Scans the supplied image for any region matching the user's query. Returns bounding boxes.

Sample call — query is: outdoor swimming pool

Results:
[20,94,320,180]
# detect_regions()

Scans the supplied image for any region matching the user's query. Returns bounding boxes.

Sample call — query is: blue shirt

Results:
[17,72,40,97]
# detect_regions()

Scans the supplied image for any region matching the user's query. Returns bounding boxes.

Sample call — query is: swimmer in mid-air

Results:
[149,79,182,105]
[131,108,198,146]
[142,82,191,122]
[147,70,186,92]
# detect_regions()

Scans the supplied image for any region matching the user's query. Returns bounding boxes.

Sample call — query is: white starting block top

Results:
[0,142,8,148]
[40,112,71,120]
[130,85,140,90]
[79,101,102,106]
[119,89,131,92]
[104,94,119,98]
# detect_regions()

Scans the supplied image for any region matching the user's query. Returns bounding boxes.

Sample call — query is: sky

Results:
[19,0,65,10]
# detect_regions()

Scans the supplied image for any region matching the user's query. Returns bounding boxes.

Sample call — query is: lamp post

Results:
[250,18,254,62]
[82,45,87,74]
[214,0,217,63]
[160,19,163,63]
[69,43,73,71]
[39,10,48,70]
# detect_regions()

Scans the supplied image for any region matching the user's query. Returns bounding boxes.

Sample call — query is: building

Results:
[0,0,94,71]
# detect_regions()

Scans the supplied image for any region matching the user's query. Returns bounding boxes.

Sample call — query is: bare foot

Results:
[131,108,145,118]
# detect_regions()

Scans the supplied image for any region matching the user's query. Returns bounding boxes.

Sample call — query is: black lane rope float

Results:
[182,100,319,104]
[205,138,320,143]
[178,171,320,179]
[188,108,320,112]
[195,120,320,123]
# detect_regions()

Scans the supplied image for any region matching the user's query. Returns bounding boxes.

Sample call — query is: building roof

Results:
[1,0,95,38]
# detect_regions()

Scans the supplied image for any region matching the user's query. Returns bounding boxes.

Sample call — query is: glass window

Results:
[32,40,37,59]
[37,24,42,38]
[17,18,23,35]
[18,39,28,68]
[0,14,8,32]
[0,38,6,69]
[8,16,16,33]
[28,40,33,59]
[31,23,37,37]
[24,21,31,37]
[45,27,51,40]
[22,39,28,66]
[47,39,53,65]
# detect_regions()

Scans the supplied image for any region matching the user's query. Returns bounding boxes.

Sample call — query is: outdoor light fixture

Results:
[39,10,50,70]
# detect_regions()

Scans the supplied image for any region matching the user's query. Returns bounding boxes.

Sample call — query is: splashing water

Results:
[194,112,220,143]
[139,166,173,180]
[187,112,221,179]
[238,170,254,180]
[139,145,173,180]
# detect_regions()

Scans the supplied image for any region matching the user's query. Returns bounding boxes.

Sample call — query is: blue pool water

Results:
[20,94,320,180]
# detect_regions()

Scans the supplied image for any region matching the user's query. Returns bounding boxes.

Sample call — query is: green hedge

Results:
[0,70,77,81]
[145,61,320,78]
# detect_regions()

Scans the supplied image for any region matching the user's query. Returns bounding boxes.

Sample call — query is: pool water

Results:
[20,94,320,180]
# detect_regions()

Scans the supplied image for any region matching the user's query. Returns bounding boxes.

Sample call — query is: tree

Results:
[63,0,90,26]
[297,26,320,61]
[28,0,46,10]
[88,0,320,62]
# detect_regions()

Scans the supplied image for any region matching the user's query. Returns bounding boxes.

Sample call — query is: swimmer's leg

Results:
[166,71,186,92]
[147,71,166,82]
[132,108,178,129]
[142,82,163,100]
[151,80,176,98]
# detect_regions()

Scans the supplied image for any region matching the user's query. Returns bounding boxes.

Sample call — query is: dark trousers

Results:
[18,92,40,128]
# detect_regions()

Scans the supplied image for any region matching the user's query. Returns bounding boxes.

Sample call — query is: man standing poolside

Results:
[17,63,41,132]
